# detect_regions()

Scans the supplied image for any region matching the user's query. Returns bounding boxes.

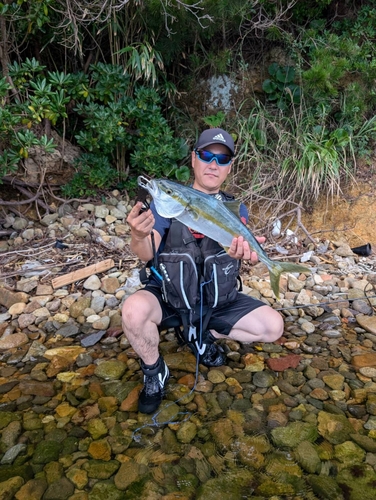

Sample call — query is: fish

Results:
[137,176,311,299]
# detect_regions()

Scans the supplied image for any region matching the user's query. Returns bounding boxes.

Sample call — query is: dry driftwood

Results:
[52,258,115,289]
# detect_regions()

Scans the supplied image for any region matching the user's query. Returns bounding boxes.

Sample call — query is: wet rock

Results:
[32,441,63,464]
[87,419,108,440]
[351,352,376,368]
[242,353,265,372]
[317,411,354,444]
[176,421,197,444]
[266,354,301,371]
[14,478,47,500]
[232,436,266,468]
[0,464,34,483]
[114,460,148,490]
[0,476,24,499]
[307,474,344,500]
[0,444,27,465]
[87,439,111,461]
[88,480,124,500]
[336,463,376,500]
[196,470,255,500]
[94,360,126,380]
[252,371,275,388]
[19,381,55,397]
[294,440,321,473]
[65,468,88,490]
[271,422,318,448]
[82,459,120,479]
[164,352,197,373]
[43,477,74,500]
[43,346,86,363]
[209,418,234,450]
[334,440,366,468]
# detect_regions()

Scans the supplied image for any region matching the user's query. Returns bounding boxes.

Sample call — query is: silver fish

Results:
[138,176,310,299]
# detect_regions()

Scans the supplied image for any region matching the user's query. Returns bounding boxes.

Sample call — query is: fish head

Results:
[137,176,186,218]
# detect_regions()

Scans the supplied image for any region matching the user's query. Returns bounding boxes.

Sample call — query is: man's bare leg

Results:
[212,305,284,343]
[121,290,163,365]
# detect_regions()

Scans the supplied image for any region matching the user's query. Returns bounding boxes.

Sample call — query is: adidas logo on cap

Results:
[212,133,226,143]
[195,128,235,154]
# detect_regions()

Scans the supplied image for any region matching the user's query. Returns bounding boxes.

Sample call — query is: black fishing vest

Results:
[157,220,241,312]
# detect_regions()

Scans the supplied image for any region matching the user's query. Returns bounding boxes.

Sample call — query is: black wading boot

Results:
[186,329,226,367]
[138,355,170,414]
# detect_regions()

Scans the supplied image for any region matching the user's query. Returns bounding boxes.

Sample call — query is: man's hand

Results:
[127,201,155,241]
[228,235,266,263]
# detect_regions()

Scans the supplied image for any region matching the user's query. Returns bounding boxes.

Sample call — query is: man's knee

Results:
[266,313,284,342]
[121,291,161,331]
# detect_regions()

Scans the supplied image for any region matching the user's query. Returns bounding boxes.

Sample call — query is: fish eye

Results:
[166,189,172,194]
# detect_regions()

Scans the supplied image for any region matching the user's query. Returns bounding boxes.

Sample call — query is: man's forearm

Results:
[130,233,154,262]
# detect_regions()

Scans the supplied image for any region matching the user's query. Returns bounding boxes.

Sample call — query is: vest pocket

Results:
[203,251,240,307]
[158,252,199,310]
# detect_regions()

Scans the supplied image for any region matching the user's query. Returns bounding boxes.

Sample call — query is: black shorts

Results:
[143,284,265,336]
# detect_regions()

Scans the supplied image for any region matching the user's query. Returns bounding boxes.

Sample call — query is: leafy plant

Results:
[202,111,226,128]
[0,71,58,181]
[262,63,301,111]
[1,59,187,194]
[61,155,116,197]
[72,79,189,195]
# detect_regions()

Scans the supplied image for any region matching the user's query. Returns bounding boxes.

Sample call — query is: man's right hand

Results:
[127,201,155,240]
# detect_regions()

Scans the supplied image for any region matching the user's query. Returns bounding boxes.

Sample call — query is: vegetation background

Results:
[1,0,376,230]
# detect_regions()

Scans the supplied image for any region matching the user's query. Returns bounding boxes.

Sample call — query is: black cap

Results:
[194,128,235,155]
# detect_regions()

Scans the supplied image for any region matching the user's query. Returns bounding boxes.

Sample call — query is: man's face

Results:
[191,143,233,194]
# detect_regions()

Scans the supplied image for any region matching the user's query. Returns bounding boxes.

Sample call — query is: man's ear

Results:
[191,150,196,167]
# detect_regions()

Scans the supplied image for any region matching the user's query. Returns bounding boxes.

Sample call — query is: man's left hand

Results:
[228,236,266,263]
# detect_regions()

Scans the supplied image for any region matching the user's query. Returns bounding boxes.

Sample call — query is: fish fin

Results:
[223,200,242,217]
[185,205,200,221]
[268,262,311,300]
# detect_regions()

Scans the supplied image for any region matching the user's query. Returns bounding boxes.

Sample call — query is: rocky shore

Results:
[1,194,376,499]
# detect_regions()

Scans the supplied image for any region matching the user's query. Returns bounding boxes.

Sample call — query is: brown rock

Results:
[15,478,47,500]
[310,388,329,400]
[87,439,111,461]
[351,353,376,368]
[0,287,29,308]
[0,332,29,351]
[164,351,197,373]
[43,346,86,362]
[36,284,53,296]
[242,353,265,372]
[356,314,376,335]
[46,356,71,377]
[19,380,55,397]
[100,277,119,294]
[266,354,302,372]
[120,385,142,412]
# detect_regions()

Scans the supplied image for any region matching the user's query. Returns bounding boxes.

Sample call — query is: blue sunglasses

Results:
[195,149,233,166]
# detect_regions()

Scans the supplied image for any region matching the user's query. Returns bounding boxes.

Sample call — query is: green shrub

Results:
[0,59,188,196]
[262,63,301,111]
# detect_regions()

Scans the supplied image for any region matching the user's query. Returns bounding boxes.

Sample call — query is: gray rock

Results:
[56,323,80,337]
[1,443,27,464]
